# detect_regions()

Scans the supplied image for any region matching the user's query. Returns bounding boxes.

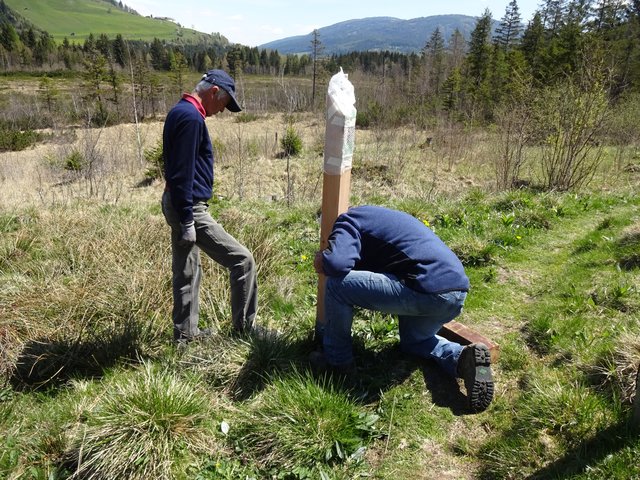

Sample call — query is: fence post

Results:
[316,69,356,338]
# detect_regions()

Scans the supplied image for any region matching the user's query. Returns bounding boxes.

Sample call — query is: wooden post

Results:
[316,70,356,331]
[317,170,351,326]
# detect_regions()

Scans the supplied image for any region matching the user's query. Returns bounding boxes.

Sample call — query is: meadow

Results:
[0,75,639,479]
[3,0,209,43]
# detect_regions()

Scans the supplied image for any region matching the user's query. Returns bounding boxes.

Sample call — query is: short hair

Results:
[195,81,230,103]
[195,80,214,94]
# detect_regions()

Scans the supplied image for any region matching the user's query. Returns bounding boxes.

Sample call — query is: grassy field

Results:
[4,0,214,43]
[0,111,639,479]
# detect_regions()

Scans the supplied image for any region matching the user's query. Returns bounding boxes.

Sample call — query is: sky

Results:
[123,0,542,47]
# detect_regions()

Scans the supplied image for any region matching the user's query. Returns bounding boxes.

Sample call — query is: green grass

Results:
[1,122,639,478]
[5,0,215,43]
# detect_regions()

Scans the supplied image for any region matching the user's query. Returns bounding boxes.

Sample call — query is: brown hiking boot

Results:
[457,343,494,413]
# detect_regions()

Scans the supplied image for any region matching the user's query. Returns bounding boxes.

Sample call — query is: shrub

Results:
[235,112,261,123]
[0,127,41,152]
[144,141,164,180]
[64,149,86,172]
[280,125,303,157]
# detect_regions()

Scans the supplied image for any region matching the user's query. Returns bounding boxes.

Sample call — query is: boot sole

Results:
[468,344,494,412]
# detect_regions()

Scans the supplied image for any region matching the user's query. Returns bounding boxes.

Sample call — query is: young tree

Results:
[442,67,463,115]
[82,50,109,124]
[448,28,466,70]
[310,29,324,105]
[39,75,59,115]
[0,23,19,52]
[112,34,128,68]
[169,50,188,95]
[422,28,446,98]
[96,33,112,59]
[149,38,168,70]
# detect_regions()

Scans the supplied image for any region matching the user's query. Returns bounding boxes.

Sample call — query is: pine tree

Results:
[310,29,324,104]
[226,45,244,75]
[96,33,111,59]
[466,9,493,89]
[0,23,19,51]
[448,28,466,70]
[442,67,463,115]
[464,9,495,120]
[521,12,547,81]
[82,50,108,123]
[495,0,523,51]
[540,0,566,35]
[556,0,591,74]
[593,0,626,31]
[423,28,446,96]
[112,34,128,68]
[169,50,188,95]
[149,38,168,70]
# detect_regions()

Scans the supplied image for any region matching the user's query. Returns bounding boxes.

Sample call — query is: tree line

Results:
[2,0,640,127]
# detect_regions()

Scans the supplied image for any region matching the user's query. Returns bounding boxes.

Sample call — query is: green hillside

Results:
[3,0,222,43]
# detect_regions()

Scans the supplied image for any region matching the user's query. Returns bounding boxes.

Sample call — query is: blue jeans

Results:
[323,271,467,377]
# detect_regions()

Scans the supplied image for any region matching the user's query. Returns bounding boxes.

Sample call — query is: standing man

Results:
[312,205,494,412]
[162,69,258,342]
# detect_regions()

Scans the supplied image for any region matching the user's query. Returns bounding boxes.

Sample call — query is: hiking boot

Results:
[309,351,356,379]
[174,327,214,346]
[232,323,278,339]
[457,343,494,413]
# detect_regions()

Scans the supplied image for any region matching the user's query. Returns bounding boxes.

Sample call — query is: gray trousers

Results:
[161,191,258,339]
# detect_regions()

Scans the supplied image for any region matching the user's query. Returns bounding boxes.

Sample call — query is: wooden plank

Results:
[316,171,351,326]
[438,320,500,363]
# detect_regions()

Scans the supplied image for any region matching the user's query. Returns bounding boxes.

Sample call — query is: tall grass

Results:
[66,362,221,480]
[0,113,639,478]
[234,371,380,473]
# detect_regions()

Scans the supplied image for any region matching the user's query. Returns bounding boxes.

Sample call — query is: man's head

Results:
[195,69,242,116]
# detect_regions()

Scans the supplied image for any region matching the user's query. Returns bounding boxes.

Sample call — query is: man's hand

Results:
[314,251,325,274]
[178,221,196,247]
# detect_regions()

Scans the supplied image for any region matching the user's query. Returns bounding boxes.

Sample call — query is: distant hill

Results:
[259,15,486,55]
[2,0,227,45]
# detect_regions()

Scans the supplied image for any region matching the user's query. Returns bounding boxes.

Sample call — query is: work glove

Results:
[178,221,196,247]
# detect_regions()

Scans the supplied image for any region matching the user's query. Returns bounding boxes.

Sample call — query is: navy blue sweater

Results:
[322,206,469,293]
[163,97,214,224]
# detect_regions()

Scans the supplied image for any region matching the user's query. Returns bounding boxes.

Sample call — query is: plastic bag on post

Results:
[324,68,356,175]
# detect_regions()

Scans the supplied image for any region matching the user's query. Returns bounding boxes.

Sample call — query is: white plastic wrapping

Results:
[323,68,356,175]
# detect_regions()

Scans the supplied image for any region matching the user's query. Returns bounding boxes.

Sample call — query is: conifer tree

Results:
[423,28,446,97]
[495,0,523,51]
[448,28,466,70]
[466,9,493,87]
[310,29,324,105]
[521,12,547,82]
[112,34,128,68]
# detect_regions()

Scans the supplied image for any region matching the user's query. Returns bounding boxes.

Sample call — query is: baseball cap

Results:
[201,69,242,112]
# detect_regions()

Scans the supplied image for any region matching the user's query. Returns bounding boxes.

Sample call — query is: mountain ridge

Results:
[258,15,485,55]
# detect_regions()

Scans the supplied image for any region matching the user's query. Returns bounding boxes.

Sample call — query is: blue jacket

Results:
[322,206,469,293]
[163,97,214,224]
